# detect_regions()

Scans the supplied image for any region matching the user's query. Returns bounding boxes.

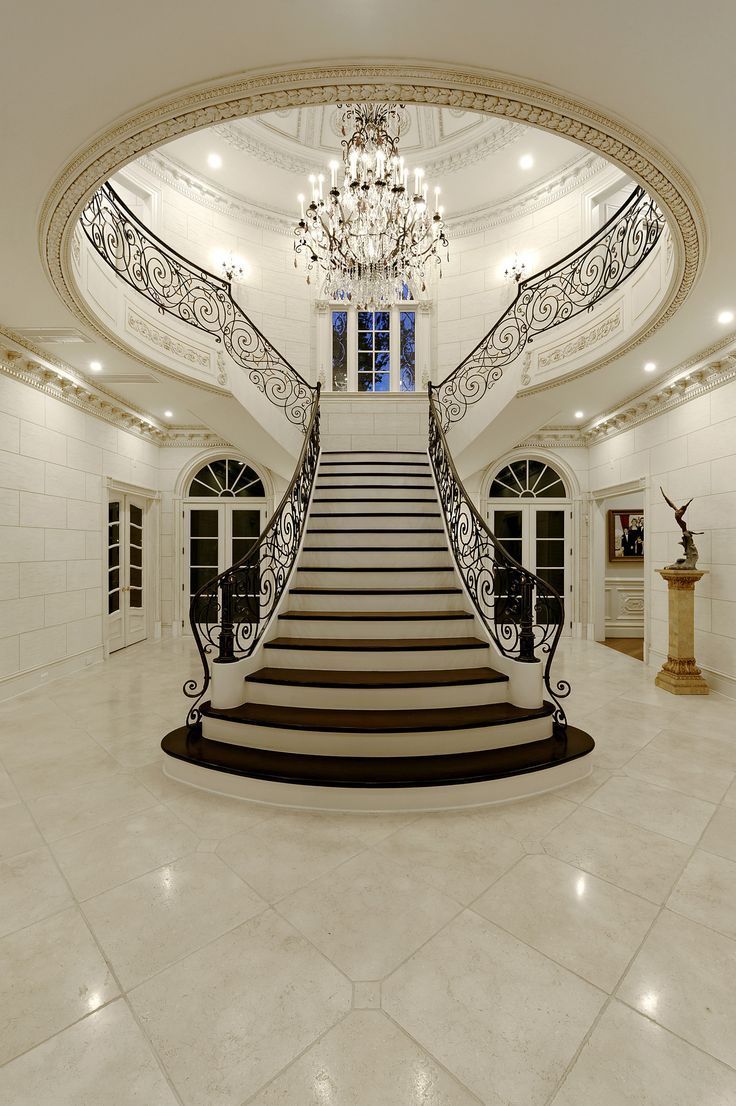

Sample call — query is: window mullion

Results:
[347,307,358,391]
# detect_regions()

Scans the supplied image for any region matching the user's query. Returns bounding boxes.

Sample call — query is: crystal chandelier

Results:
[293,104,449,306]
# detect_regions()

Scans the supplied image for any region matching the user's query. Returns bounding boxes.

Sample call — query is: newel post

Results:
[518,577,536,661]
[218,575,236,662]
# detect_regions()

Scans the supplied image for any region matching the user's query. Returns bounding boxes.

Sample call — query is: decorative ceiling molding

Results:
[0,330,225,448]
[518,429,587,448]
[39,61,704,360]
[449,154,606,238]
[580,335,736,443]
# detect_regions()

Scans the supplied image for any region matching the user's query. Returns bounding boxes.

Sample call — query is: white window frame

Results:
[318,299,431,393]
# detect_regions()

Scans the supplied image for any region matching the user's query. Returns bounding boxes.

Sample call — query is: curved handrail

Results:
[79,183,316,430]
[434,186,666,428]
[428,384,570,726]
[183,386,321,724]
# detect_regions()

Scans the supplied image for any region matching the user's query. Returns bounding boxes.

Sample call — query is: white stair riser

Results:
[299,548,451,569]
[263,644,490,671]
[244,679,508,710]
[295,568,456,588]
[317,475,434,489]
[313,487,437,502]
[287,590,466,613]
[321,452,427,464]
[202,714,553,756]
[276,615,476,640]
[305,529,446,548]
[307,510,442,526]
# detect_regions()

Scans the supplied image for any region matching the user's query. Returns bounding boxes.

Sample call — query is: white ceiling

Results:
[0,0,734,436]
[160,105,587,217]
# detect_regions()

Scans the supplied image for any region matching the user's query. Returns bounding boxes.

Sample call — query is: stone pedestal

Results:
[655,569,709,695]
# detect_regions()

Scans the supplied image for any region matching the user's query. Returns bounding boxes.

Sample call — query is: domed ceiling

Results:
[156,104,597,221]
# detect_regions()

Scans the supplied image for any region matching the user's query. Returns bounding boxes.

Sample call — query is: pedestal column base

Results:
[655,666,709,695]
[655,568,709,696]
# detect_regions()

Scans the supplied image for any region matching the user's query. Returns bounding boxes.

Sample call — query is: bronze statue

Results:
[660,487,703,569]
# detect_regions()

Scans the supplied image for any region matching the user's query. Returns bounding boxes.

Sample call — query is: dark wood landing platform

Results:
[161,725,594,789]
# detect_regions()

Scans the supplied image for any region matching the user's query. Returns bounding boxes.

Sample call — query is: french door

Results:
[107,494,147,652]
[487,503,570,630]
[186,503,264,626]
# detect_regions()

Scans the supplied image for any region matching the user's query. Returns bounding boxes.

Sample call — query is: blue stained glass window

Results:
[399,310,416,392]
[331,310,348,391]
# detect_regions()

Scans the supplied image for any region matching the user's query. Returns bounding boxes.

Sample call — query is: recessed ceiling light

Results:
[89,360,102,372]
[163,410,173,418]
[574,410,584,419]
[644,361,657,372]
[519,154,534,170]
[717,309,734,325]
[207,153,222,170]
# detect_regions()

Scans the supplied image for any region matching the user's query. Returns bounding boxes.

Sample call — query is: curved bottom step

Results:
[160,725,594,812]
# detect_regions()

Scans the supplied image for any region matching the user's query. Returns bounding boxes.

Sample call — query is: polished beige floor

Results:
[0,636,735,1105]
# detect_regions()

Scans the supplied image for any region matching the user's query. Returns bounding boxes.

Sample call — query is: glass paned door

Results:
[107,494,147,653]
[189,508,220,624]
[185,502,265,631]
[488,504,569,631]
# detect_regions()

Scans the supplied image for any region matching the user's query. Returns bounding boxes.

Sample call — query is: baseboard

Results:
[648,648,736,699]
[0,646,105,703]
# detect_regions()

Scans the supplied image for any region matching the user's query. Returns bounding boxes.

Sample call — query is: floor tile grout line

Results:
[378,1007,487,1105]
[0,993,122,1072]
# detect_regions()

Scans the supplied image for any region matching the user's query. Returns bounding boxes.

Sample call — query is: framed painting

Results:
[608,509,644,563]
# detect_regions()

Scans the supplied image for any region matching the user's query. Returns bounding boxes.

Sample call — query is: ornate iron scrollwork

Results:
[79,184,316,430]
[434,186,666,428]
[428,387,570,726]
[183,388,320,724]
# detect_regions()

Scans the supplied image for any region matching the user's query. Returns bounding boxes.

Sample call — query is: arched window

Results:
[188,459,265,499]
[489,459,567,499]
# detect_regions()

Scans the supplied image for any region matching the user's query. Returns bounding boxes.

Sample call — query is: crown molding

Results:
[518,429,587,448]
[0,329,225,448]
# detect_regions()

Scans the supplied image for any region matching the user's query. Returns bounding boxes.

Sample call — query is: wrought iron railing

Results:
[434,186,666,428]
[184,387,321,724]
[428,385,570,726]
[79,184,316,430]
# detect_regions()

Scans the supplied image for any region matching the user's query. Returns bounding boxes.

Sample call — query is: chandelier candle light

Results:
[293,104,449,306]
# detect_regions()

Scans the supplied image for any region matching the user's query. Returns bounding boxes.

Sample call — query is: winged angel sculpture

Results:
[660,488,703,569]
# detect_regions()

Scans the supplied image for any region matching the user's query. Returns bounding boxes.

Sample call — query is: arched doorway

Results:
[484,456,572,632]
[183,457,268,625]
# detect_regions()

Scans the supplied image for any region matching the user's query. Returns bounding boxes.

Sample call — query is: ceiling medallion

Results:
[292,103,449,307]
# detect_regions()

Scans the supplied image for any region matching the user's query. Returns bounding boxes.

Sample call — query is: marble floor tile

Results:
[383,909,605,1106]
[128,909,351,1106]
[466,791,576,847]
[373,809,525,903]
[83,853,267,990]
[0,766,19,808]
[648,725,736,772]
[555,767,610,803]
[552,998,736,1105]
[0,801,44,859]
[248,1010,483,1105]
[722,776,736,807]
[542,804,691,903]
[700,802,736,861]
[0,846,73,938]
[27,772,157,841]
[618,909,736,1070]
[278,849,461,979]
[667,848,736,939]
[163,785,275,840]
[0,906,118,1065]
[622,743,734,803]
[7,743,122,802]
[51,804,198,900]
[474,853,657,991]
[0,999,179,1105]
[216,811,368,902]
[585,774,715,844]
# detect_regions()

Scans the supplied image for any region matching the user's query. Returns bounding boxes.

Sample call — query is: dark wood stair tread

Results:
[309,512,441,517]
[296,566,454,573]
[246,666,508,689]
[320,459,429,466]
[307,528,445,534]
[162,726,594,788]
[264,635,488,651]
[302,545,448,552]
[289,586,463,595]
[201,699,553,733]
[279,610,472,622]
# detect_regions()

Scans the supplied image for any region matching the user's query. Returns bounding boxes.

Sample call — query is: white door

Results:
[107,494,147,652]
[185,504,264,628]
[487,503,570,631]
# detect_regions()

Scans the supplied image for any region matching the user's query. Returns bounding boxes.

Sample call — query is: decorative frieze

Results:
[126,307,211,369]
[537,307,622,371]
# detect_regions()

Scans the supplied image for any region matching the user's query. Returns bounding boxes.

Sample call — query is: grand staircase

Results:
[163,450,594,810]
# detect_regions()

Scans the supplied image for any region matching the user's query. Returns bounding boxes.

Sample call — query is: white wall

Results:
[0,374,158,697]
